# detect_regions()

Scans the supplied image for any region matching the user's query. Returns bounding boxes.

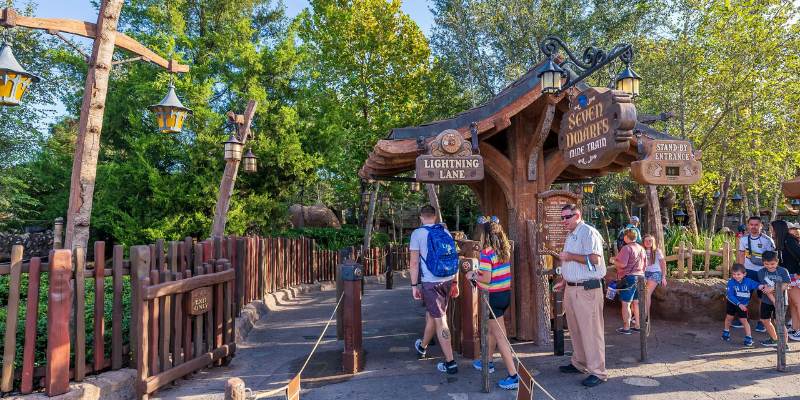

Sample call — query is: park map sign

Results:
[559,87,637,169]
[416,129,484,183]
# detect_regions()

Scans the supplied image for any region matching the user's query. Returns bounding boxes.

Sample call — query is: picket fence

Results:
[0,236,407,397]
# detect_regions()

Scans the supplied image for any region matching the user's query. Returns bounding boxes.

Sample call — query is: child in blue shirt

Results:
[723,263,765,347]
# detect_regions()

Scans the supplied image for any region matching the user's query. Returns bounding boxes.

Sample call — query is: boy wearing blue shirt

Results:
[723,263,764,347]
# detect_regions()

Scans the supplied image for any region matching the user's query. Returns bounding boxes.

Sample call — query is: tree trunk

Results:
[710,176,730,232]
[740,181,751,223]
[426,184,443,223]
[771,186,780,222]
[647,185,666,252]
[455,203,460,232]
[64,0,125,251]
[718,177,732,231]
[363,184,379,254]
[621,185,632,223]
[753,178,761,218]
[389,201,397,243]
[211,101,258,238]
[683,186,698,235]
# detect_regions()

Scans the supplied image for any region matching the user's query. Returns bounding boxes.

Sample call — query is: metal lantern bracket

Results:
[539,35,634,94]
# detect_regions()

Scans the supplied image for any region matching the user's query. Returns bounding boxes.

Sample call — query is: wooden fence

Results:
[0,236,408,397]
[665,239,735,280]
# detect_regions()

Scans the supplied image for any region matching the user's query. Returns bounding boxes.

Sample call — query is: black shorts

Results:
[726,301,748,319]
[489,290,511,319]
[760,302,776,320]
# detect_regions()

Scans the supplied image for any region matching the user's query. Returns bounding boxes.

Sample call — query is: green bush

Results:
[663,226,735,274]
[277,225,390,250]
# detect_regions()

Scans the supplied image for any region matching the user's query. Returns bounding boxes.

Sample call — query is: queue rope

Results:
[479,293,558,400]
[243,292,345,399]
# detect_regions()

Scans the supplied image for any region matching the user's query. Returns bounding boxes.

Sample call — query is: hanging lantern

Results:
[582,181,596,194]
[0,42,41,106]
[674,209,687,223]
[538,56,566,94]
[149,82,192,133]
[242,148,257,173]
[615,64,642,97]
[731,193,743,204]
[222,134,243,161]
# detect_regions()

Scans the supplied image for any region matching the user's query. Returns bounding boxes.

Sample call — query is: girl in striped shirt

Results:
[466,217,518,390]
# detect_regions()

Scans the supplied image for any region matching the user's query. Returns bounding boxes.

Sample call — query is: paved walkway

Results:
[156,276,800,400]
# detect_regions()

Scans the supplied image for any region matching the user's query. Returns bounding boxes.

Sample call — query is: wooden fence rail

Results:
[665,241,734,280]
[0,237,408,397]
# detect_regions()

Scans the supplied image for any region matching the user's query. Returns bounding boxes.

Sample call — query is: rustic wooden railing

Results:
[665,240,734,280]
[0,237,408,397]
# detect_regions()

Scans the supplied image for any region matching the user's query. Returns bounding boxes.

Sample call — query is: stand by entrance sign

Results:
[537,190,582,257]
[559,87,637,169]
[416,129,484,183]
[630,140,702,185]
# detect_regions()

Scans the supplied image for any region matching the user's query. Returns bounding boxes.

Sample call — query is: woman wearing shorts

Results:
[642,234,667,320]
[466,216,518,390]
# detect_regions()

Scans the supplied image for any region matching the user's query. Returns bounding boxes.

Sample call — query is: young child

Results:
[724,263,761,347]
[757,250,791,349]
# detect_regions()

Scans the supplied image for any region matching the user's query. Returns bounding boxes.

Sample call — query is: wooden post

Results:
[20,257,41,394]
[723,241,731,280]
[527,219,551,346]
[131,246,151,400]
[63,0,125,250]
[342,261,363,374]
[74,247,86,381]
[646,185,665,252]
[458,254,480,359]
[686,243,694,279]
[677,242,685,279]
[210,101,258,238]
[53,217,64,249]
[225,377,246,400]
[480,288,490,393]
[1,245,23,392]
[553,289,564,356]
[336,248,351,340]
[94,241,106,372]
[704,238,711,278]
[776,281,787,372]
[46,249,72,396]
[425,183,443,223]
[637,276,648,362]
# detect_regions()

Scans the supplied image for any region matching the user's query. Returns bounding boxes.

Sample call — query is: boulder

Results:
[651,278,727,322]
[289,204,341,229]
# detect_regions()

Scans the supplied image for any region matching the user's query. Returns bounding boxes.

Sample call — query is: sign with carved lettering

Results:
[187,287,212,315]
[630,140,702,185]
[416,129,484,183]
[537,190,582,256]
[559,87,637,169]
[783,176,800,199]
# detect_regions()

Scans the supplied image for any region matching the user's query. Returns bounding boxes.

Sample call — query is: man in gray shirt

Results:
[554,204,607,387]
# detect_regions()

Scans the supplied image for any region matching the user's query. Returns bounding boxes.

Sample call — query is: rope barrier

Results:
[479,293,558,400]
[243,292,346,399]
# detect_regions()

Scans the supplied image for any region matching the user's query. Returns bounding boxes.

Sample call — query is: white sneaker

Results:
[790,330,800,342]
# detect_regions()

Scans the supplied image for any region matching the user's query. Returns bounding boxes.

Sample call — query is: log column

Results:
[457,240,480,358]
[341,260,363,374]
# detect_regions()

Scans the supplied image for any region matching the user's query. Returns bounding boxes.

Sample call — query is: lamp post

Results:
[732,193,743,225]
[210,101,258,238]
[537,36,641,96]
[582,181,596,223]
[2,4,191,251]
[674,209,687,225]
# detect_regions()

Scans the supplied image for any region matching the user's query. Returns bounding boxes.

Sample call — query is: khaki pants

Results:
[564,284,607,380]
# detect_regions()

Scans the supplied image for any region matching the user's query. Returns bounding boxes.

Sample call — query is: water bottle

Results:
[606,281,617,300]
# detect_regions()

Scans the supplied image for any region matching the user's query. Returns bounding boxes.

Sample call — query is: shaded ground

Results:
[155,276,800,400]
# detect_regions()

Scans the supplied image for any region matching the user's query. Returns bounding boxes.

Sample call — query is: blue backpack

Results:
[420,224,459,277]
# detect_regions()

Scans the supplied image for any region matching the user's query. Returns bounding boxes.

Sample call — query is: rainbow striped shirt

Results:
[478,248,512,292]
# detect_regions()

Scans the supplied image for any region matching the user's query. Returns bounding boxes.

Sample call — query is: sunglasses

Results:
[560,214,576,221]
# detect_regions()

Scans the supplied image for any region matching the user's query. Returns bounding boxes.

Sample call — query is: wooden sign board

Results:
[416,129,484,183]
[630,140,702,185]
[516,361,534,400]
[537,190,582,256]
[286,374,300,400]
[186,287,212,315]
[559,87,636,169]
[782,176,800,199]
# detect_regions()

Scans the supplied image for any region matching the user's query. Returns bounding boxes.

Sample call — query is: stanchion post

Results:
[385,245,393,290]
[553,289,564,356]
[637,275,648,362]
[224,377,246,400]
[341,259,364,374]
[336,248,351,340]
[480,288,490,393]
[776,281,787,372]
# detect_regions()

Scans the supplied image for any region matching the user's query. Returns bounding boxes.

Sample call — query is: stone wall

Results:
[650,278,728,322]
[0,231,54,259]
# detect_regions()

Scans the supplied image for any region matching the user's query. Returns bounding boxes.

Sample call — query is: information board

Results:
[538,190,582,255]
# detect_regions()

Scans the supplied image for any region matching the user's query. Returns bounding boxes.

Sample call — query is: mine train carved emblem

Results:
[416,126,484,183]
[559,87,637,170]
[630,140,702,185]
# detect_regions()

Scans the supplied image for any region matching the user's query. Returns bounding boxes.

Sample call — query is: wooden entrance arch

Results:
[360,63,679,343]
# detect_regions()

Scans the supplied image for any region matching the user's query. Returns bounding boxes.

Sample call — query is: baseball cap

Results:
[788,222,800,230]
[630,216,640,223]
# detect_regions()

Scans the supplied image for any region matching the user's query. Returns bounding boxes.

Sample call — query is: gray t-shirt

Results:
[561,222,607,283]
[410,224,454,283]
[758,266,791,305]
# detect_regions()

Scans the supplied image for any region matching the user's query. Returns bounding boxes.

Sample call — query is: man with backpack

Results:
[735,216,775,332]
[616,216,642,253]
[410,205,460,374]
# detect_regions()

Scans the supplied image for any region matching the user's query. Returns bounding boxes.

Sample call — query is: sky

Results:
[32,0,435,124]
